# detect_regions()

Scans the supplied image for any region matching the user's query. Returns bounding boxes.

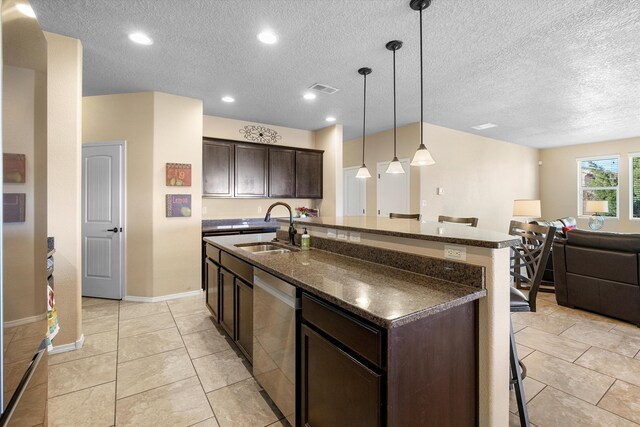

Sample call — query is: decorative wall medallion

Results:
[239,125,282,144]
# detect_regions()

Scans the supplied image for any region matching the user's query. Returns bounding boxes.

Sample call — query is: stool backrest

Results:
[389,213,421,220]
[438,215,478,227]
[508,220,556,312]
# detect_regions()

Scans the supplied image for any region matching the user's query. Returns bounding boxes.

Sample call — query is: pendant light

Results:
[409,0,436,167]
[385,40,405,174]
[356,67,372,178]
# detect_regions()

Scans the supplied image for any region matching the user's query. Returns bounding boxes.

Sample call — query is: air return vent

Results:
[309,83,340,94]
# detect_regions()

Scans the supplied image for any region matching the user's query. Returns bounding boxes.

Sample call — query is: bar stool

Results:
[437,215,478,227]
[508,221,556,427]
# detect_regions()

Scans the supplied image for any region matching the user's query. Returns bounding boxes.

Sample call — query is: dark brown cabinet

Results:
[203,140,234,197]
[220,268,235,338]
[203,137,323,199]
[235,143,268,197]
[205,258,219,321]
[268,147,296,198]
[301,324,382,427]
[235,278,253,362]
[296,150,323,198]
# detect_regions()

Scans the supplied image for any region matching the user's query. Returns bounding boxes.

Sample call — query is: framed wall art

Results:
[3,153,26,183]
[3,193,26,223]
[166,163,192,186]
[166,194,191,217]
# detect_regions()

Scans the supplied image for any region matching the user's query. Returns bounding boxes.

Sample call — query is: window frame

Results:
[629,152,640,221]
[576,154,620,219]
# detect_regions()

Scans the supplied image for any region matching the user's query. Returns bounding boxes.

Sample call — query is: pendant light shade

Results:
[356,67,372,179]
[385,40,405,175]
[409,0,435,167]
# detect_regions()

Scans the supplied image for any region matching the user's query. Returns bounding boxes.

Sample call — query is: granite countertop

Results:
[277,216,520,249]
[204,233,486,329]
[202,218,279,233]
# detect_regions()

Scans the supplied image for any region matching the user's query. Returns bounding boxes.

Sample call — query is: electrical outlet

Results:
[444,245,466,261]
[437,187,444,195]
[337,231,348,240]
[257,206,262,213]
[350,232,361,243]
[202,206,208,215]
[421,200,427,207]
[327,229,337,239]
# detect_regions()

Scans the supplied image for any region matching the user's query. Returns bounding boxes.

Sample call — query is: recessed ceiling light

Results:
[303,93,316,100]
[257,31,278,44]
[16,3,36,18]
[471,123,497,130]
[325,116,336,122]
[221,96,235,103]
[128,32,153,46]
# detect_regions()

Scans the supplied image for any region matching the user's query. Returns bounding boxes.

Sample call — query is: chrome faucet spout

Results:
[265,202,297,245]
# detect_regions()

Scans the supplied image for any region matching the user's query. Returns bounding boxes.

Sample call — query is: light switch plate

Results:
[444,245,466,261]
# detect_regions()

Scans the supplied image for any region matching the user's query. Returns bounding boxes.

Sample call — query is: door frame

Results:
[343,166,367,216]
[376,158,411,217]
[81,141,127,299]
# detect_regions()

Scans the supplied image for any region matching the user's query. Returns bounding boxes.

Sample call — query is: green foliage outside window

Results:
[580,159,618,217]
[633,157,640,219]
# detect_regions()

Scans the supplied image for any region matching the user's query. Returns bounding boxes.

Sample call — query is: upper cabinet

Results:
[203,138,323,199]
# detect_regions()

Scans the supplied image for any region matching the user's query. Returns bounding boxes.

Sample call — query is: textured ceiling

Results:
[30,0,640,148]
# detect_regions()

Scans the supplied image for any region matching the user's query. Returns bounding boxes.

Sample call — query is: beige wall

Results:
[45,32,83,345]
[202,115,317,219]
[84,92,203,298]
[83,93,155,297]
[152,92,203,296]
[344,122,540,232]
[315,124,343,217]
[2,65,47,321]
[540,137,640,232]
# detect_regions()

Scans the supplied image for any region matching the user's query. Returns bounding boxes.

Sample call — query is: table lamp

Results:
[584,200,608,231]
[513,199,541,220]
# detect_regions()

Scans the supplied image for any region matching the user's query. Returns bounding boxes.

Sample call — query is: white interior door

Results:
[82,142,125,299]
[377,159,410,216]
[343,167,366,216]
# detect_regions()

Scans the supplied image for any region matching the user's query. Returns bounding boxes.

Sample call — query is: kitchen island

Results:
[204,217,518,426]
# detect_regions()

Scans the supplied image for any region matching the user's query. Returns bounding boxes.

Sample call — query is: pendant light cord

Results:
[362,73,367,164]
[393,48,397,158]
[420,7,424,147]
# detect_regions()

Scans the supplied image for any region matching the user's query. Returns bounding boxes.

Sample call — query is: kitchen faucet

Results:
[264,202,297,246]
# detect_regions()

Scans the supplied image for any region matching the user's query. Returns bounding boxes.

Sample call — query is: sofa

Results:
[530,216,576,284]
[553,229,640,325]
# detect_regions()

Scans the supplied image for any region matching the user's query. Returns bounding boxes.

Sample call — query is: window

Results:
[577,156,618,217]
[631,154,640,219]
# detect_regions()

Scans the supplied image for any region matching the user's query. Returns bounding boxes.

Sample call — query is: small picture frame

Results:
[166,194,191,217]
[166,163,191,186]
[3,154,26,183]
[3,193,26,223]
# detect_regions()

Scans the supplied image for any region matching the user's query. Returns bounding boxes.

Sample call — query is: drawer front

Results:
[302,293,382,367]
[221,251,253,283]
[205,244,220,262]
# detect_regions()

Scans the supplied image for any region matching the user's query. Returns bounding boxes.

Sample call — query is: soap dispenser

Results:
[301,227,310,251]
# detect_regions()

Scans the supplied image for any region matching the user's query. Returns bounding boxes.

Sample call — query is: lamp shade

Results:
[386,157,405,174]
[356,164,372,178]
[585,200,609,213]
[513,199,541,217]
[410,144,435,166]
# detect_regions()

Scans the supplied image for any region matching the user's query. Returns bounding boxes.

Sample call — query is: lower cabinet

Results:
[235,278,253,362]
[300,324,382,427]
[220,268,235,338]
[205,258,220,321]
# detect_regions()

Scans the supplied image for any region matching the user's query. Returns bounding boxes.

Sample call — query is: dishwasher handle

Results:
[253,275,299,309]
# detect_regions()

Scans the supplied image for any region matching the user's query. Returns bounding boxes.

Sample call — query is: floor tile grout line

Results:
[47,379,117,400]
[595,379,617,407]
[117,343,187,366]
[172,305,221,427]
[118,324,177,340]
[116,374,199,402]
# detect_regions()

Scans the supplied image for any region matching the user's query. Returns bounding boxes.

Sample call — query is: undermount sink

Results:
[235,242,298,254]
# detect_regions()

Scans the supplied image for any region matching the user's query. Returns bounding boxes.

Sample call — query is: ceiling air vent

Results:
[309,83,340,95]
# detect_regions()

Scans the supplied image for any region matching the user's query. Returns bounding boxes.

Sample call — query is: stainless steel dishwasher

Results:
[253,269,299,426]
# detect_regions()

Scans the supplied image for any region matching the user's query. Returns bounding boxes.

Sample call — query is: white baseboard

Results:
[123,289,203,303]
[4,313,47,328]
[48,334,85,355]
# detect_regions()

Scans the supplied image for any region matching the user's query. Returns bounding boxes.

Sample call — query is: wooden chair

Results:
[389,213,421,220]
[508,220,556,427]
[437,215,478,227]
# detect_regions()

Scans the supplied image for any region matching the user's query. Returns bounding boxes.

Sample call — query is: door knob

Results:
[105,227,119,233]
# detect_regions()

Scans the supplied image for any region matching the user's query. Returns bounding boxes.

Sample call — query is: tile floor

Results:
[46,291,640,426]
[47,294,287,427]
[509,291,640,427]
